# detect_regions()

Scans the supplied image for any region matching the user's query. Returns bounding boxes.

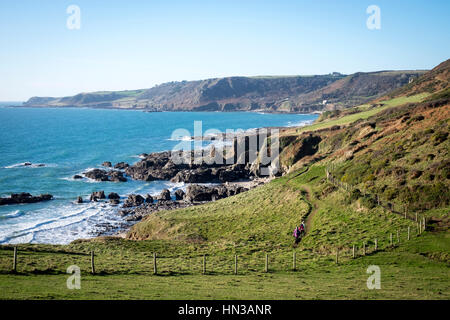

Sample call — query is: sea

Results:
[0,103,318,244]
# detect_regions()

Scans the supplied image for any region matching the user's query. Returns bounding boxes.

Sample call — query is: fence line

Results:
[325,167,432,224]
[3,225,424,276]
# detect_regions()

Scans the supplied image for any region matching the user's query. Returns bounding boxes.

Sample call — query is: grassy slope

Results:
[1,76,448,299]
[292,93,429,134]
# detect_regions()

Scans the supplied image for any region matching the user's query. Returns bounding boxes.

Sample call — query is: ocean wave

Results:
[167,135,192,141]
[286,120,314,127]
[61,167,102,183]
[1,210,25,219]
[0,202,122,244]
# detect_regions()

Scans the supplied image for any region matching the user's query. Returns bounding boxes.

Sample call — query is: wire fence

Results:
[1,223,426,276]
[326,166,432,225]
[0,164,431,276]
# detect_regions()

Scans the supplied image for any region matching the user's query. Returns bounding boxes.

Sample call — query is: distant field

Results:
[292,93,430,134]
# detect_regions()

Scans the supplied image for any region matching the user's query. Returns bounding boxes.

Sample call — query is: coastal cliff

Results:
[22,70,425,113]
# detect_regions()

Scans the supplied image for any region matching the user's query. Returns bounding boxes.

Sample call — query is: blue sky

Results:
[0,0,449,101]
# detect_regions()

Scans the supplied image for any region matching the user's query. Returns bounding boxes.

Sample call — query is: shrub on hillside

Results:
[359,196,377,209]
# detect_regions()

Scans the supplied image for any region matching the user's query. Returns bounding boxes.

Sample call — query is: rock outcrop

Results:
[90,191,105,201]
[114,162,129,169]
[125,151,251,184]
[102,161,112,167]
[157,189,171,201]
[123,194,145,208]
[184,184,248,202]
[108,192,120,200]
[84,169,127,182]
[0,193,53,205]
[174,189,185,200]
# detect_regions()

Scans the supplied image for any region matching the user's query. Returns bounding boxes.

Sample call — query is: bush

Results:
[363,174,376,182]
[360,196,377,209]
[349,189,362,201]
[431,131,448,145]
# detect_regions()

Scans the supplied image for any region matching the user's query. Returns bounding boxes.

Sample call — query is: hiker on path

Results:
[300,221,306,235]
[293,226,302,244]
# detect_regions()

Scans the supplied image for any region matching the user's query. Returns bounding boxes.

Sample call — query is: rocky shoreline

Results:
[1,127,280,239]
[84,172,272,236]
[79,129,280,237]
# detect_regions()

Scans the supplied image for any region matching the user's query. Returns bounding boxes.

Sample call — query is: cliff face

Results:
[22,70,426,113]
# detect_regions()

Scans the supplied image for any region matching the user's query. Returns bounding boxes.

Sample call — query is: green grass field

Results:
[0,165,448,300]
[294,93,430,133]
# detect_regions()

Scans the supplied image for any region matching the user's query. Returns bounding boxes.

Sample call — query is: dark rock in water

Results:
[157,189,171,201]
[145,194,153,204]
[90,191,105,202]
[84,169,109,181]
[83,168,127,182]
[77,196,83,204]
[108,170,127,182]
[124,151,181,181]
[0,193,53,205]
[36,163,45,167]
[73,175,83,179]
[123,194,145,207]
[139,153,148,158]
[175,189,185,200]
[102,161,112,167]
[109,199,120,205]
[24,162,32,166]
[114,162,129,169]
[108,192,120,200]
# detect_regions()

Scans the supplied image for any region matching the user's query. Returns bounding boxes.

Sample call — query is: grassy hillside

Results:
[0,60,448,300]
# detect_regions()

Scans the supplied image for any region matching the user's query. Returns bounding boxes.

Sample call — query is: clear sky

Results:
[0,0,449,101]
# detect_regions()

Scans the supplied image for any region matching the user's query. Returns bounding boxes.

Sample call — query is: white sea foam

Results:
[0,201,126,245]
[286,120,314,127]
[167,135,192,141]
[1,210,25,219]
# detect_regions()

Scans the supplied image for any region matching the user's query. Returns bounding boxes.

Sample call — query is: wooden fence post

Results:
[335,248,339,264]
[415,212,418,222]
[202,255,206,275]
[91,251,95,275]
[265,254,269,273]
[375,239,378,251]
[13,246,17,273]
[423,217,426,232]
[408,226,410,240]
[153,252,157,275]
[363,243,366,256]
[234,255,238,275]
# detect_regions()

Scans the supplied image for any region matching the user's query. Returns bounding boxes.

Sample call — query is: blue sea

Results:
[0,104,317,244]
